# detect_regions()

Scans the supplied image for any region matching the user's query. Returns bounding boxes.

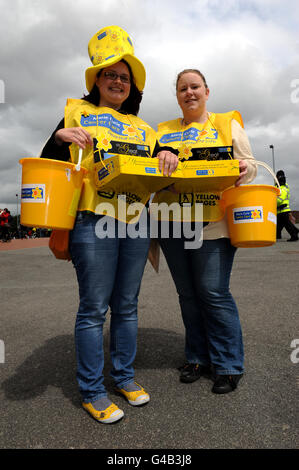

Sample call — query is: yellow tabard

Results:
[152,110,243,222]
[64,99,157,222]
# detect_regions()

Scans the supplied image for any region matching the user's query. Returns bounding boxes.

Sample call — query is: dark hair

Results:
[176,69,208,90]
[82,60,143,116]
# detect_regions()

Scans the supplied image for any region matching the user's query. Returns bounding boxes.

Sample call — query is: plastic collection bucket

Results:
[222,161,280,248]
[19,155,87,230]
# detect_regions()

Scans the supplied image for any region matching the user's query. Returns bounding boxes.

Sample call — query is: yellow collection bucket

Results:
[19,156,87,230]
[222,161,280,248]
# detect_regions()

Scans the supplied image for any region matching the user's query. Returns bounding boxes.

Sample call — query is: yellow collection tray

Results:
[94,155,239,193]
[173,159,240,192]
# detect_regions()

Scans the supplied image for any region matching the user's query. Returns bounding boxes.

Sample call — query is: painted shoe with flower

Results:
[82,397,124,424]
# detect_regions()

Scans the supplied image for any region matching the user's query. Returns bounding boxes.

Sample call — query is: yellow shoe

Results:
[82,402,124,424]
[116,382,150,406]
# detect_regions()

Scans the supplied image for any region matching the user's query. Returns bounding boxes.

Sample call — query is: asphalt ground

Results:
[0,231,298,459]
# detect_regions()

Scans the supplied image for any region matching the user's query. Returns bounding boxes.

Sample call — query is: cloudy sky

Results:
[1,0,299,214]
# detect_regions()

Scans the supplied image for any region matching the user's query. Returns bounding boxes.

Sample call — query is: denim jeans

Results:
[69,211,150,403]
[159,236,244,375]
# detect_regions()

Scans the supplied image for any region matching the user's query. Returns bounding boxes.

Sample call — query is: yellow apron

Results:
[65,98,157,222]
[152,111,243,221]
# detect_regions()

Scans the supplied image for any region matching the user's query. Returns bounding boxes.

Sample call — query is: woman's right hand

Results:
[156,150,179,176]
[55,127,93,149]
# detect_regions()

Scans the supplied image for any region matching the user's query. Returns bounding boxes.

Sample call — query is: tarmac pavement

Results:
[0,232,298,453]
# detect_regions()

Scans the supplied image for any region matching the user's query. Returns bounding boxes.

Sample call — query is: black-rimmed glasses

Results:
[103,71,131,84]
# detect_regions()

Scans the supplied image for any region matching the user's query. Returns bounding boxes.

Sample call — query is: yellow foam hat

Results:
[85,25,146,93]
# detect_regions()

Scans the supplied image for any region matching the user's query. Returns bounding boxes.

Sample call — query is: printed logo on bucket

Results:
[233,206,263,224]
[21,184,45,203]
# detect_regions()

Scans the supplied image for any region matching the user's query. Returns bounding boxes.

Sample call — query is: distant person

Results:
[276,170,298,242]
[0,208,12,242]
[0,209,3,239]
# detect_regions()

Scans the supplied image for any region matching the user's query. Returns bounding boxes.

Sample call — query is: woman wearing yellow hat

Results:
[154,69,257,394]
[41,26,156,423]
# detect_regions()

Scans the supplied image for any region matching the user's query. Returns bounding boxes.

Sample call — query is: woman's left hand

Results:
[235,159,248,186]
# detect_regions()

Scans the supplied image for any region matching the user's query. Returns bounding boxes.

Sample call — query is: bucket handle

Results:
[75,148,83,172]
[244,159,281,194]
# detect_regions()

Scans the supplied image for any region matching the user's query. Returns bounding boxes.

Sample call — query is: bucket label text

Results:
[233,206,263,223]
[21,184,46,203]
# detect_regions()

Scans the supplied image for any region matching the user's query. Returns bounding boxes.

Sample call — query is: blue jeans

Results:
[159,236,244,375]
[69,212,150,403]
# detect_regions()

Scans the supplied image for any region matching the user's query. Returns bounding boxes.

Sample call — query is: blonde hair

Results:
[176,69,208,90]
